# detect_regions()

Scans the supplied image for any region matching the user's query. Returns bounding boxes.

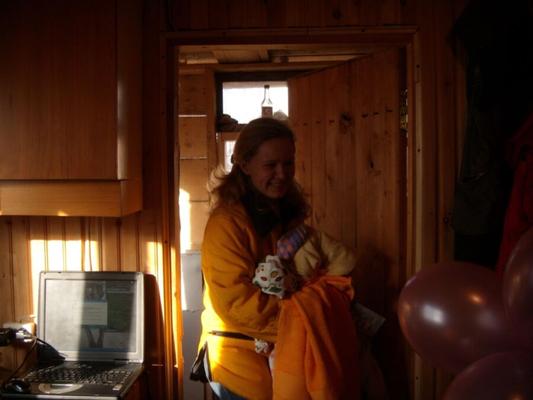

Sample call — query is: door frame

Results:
[163,26,436,400]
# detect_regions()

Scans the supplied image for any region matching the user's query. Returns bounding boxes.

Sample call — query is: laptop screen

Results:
[38,271,144,363]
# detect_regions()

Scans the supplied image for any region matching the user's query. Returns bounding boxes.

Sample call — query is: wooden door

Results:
[288,48,408,398]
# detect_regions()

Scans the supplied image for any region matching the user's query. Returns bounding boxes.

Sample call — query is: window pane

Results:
[222,81,288,124]
[224,140,235,172]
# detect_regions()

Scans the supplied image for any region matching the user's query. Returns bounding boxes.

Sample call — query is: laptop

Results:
[2,271,145,399]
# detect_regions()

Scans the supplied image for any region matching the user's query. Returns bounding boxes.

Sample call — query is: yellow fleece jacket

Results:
[199,202,284,400]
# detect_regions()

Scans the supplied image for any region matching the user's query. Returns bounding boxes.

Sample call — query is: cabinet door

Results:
[0,1,117,179]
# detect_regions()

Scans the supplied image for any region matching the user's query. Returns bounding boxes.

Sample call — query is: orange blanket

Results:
[273,275,360,400]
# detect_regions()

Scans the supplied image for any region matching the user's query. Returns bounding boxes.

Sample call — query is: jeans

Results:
[210,381,247,400]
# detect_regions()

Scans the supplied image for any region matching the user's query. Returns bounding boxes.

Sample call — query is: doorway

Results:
[171,29,416,400]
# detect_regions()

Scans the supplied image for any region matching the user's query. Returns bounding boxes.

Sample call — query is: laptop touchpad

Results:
[38,384,83,394]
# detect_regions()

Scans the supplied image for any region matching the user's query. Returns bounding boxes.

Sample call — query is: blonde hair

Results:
[208,118,310,220]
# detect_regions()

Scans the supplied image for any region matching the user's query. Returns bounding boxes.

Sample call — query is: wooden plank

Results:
[289,76,313,200]
[358,0,380,26]
[340,63,357,251]
[204,70,218,174]
[10,217,33,368]
[46,217,65,271]
[265,0,287,27]
[11,218,32,322]
[399,0,418,25]
[379,0,401,25]
[178,116,208,159]
[139,210,159,275]
[83,218,102,271]
[179,159,209,202]
[322,64,346,240]
[227,0,246,28]
[353,56,375,251]
[102,218,120,271]
[324,0,360,26]
[0,180,140,217]
[120,213,140,272]
[171,0,191,29]
[207,0,229,29]
[178,73,208,115]
[187,201,210,252]
[244,0,268,28]
[65,218,83,271]
[116,0,142,181]
[0,218,15,370]
[29,217,46,314]
[309,72,326,229]
[284,0,306,27]
[189,0,209,29]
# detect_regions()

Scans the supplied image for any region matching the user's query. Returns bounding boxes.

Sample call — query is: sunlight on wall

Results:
[30,240,46,317]
[146,241,167,322]
[145,241,163,277]
[47,240,63,271]
[179,189,192,252]
[30,239,99,316]
[83,239,100,271]
[66,240,82,271]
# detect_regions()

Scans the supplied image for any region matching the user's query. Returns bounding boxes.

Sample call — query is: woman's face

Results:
[241,137,296,199]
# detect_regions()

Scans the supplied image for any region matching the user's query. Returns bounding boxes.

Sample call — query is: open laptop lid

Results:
[38,271,144,363]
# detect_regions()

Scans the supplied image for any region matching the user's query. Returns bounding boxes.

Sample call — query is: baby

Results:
[252,224,358,356]
[252,224,385,366]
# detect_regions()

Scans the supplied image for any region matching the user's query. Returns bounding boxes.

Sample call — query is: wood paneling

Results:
[178,116,209,158]
[179,160,209,201]
[171,0,420,30]
[178,74,210,115]
[289,48,408,398]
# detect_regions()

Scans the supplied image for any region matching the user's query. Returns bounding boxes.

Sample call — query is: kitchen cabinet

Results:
[0,0,142,216]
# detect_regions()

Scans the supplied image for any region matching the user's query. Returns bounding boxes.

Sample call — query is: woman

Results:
[196,117,309,399]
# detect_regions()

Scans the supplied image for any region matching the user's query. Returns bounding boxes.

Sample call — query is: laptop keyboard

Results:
[25,363,132,385]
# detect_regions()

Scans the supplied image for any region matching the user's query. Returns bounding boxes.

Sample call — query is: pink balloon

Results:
[503,227,533,349]
[398,262,517,373]
[443,352,533,400]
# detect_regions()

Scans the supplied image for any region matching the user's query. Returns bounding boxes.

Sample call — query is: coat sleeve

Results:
[202,210,279,341]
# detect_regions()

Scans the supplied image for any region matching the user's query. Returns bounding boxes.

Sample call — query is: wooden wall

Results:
[170,0,419,29]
